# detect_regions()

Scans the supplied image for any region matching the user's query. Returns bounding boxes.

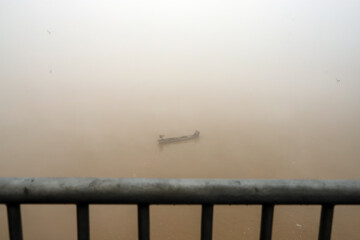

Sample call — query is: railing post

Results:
[7,204,23,240]
[259,204,274,240]
[318,204,334,240]
[201,204,214,240]
[138,204,150,240]
[77,204,90,240]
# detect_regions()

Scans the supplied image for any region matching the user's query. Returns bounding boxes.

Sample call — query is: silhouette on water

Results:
[158,130,200,144]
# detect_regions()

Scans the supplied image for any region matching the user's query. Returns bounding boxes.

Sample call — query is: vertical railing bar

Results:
[259,204,274,240]
[318,204,334,240]
[138,204,150,240]
[7,204,23,240]
[77,204,90,240]
[201,204,214,240]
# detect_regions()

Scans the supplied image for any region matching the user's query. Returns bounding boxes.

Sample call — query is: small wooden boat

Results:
[158,130,200,144]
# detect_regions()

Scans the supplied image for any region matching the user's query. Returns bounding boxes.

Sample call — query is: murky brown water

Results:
[1,1,360,239]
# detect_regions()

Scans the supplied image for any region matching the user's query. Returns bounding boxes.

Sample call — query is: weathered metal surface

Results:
[0,178,360,204]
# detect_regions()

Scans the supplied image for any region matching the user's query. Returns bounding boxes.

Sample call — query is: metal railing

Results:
[1,178,360,240]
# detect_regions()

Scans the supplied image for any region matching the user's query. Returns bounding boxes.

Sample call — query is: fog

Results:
[1,1,360,239]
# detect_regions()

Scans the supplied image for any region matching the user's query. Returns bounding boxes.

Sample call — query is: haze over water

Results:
[1,1,360,239]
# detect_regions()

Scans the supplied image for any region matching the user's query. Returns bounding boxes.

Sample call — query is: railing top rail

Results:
[1,178,360,204]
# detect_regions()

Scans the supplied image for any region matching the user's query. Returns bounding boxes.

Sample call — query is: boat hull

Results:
[158,132,200,144]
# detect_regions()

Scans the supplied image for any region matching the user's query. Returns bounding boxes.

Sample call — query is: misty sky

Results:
[1,1,359,85]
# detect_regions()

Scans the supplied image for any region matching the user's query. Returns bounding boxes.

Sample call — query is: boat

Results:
[158,130,200,144]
